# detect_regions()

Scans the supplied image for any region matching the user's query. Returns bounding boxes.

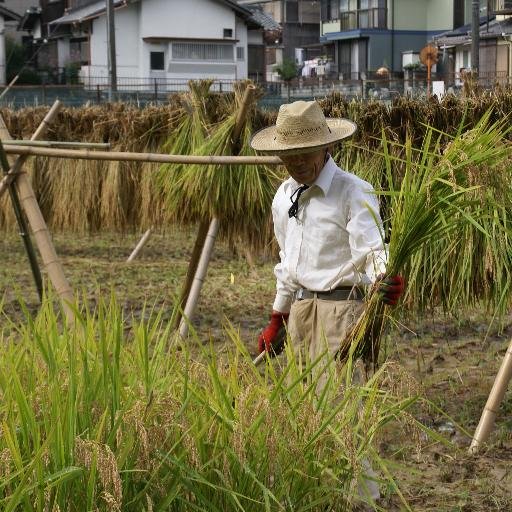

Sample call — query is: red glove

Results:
[258,312,289,356]
[378,275,405,306]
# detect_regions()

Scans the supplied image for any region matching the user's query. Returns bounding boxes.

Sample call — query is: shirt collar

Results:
[284,155,337,196]
[312,156,336,196]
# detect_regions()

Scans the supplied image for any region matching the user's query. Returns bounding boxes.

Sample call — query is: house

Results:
[17,0,71,80]
[0,2,21,85]
[37,0,264,88]
[2,0,31,44]
[238,1,321,81]
[319,0,488,79]
[434,0,512,84]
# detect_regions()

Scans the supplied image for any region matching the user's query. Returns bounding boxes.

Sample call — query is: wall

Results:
[427,0,455,31]
[393,0,428,30]
[140,0,235,40]
[236,17,248,79]
[88,2,140,78]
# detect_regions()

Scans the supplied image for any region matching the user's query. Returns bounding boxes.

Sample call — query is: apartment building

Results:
[320,0,487,79]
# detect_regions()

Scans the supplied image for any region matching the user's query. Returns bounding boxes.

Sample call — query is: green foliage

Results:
[273,59,298,82]
[0,296,424,511]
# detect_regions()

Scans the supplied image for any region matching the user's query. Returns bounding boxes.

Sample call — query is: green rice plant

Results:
[0,295,431,511]
[337,110,512,364]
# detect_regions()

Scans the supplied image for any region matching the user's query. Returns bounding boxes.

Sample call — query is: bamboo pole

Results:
[126,227,153,262]
[0,140,43,300]
[0,102,76,324]
[1,145,282,167]
[178,218,220,338]
[173,219,210,329]
[3,140,111,150]
[469,338,512,453]
[178,84,258,338]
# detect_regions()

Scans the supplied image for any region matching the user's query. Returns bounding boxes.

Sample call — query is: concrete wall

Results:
[392,0,455,31]
[140,0,235,40]
[236,17,248,80]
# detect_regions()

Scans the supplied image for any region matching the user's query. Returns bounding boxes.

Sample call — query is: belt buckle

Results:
[296,289,304,300]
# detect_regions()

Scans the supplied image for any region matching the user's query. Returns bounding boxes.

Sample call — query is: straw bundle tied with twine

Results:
[337,111,512,366]
[158,81,282,252]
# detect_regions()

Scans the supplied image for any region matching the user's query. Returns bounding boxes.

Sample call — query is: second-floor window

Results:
[324,0,386,28]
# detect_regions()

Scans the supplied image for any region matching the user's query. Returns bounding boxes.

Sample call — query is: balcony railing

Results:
[489,0,512,14]
[325,8,387,32]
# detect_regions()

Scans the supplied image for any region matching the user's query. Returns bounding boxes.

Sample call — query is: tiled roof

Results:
[246,6,280,31]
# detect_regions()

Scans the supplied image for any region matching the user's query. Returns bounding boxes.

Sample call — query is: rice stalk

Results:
[0,294,432,511]
[338,111,512,365]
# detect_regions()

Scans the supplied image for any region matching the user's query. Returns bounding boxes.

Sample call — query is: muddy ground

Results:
[1,230,511,511]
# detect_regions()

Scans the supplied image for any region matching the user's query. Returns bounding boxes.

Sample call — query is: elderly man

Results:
[251,100,403,364]
[251,100,404,505]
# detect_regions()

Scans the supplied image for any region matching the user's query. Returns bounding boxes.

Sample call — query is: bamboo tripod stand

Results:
[2,100,510,453]
[0,100,76,324]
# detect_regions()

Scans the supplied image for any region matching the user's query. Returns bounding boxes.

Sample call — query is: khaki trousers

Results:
[288,296,380,503]
[288,297,365,389]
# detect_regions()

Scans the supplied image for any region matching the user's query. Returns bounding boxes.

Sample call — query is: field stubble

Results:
[1,229,512,511]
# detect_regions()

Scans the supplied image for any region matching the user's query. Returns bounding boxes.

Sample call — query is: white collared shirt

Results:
[272,156,387,313]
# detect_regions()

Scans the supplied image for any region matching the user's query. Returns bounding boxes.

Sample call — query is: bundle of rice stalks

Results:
[160,82,281,251]
[337,111,512,366]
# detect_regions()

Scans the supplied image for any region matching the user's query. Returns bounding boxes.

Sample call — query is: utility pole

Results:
[471,0,480,77]
[106,0,118,101]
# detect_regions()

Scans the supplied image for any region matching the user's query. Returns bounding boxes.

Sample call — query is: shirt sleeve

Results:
[346,184,388,284]
[271,191,299,313]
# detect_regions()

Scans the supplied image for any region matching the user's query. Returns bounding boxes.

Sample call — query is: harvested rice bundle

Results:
[161,82,281,251]
[338,111,512,366]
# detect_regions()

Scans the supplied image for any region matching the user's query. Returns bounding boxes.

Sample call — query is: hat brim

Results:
[250,118,357,155]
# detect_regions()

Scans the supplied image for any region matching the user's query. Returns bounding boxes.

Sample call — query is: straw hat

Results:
[250,100,356,155]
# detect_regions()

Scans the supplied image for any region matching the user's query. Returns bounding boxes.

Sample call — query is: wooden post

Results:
[126,227,153,262]
[178,84,257,338]
[0,101,76,324]
[469,338,512,453]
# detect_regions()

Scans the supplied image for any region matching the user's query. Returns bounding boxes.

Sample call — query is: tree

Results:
[274,58,298,102]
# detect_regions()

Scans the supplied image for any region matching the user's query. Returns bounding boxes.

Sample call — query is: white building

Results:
[49,0,262,88]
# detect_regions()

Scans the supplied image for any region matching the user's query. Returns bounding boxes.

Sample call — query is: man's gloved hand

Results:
[378,274,405,306]
[258,311,289,356]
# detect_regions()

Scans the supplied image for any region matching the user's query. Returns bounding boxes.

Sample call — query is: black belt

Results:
[295,286,364,301]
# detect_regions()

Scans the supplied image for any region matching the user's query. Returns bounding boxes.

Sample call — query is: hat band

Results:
[275,122,331,145]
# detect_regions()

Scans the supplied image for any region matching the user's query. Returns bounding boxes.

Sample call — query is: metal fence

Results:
[0,73,510,110]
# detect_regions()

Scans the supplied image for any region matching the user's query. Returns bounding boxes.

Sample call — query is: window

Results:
[236,46,245,61]
[223,28,233,38]
[172,42,234,61]
[150,51,165,70]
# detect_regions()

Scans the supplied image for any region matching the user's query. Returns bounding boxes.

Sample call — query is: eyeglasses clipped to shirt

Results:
[288,184,309,219]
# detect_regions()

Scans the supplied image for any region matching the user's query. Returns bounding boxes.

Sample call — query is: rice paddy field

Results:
[2,85,512,510]
[1,230,512,511]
